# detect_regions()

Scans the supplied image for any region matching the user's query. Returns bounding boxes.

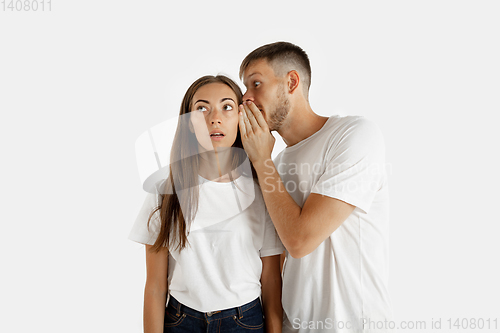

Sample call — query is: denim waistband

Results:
[167,295,261,322]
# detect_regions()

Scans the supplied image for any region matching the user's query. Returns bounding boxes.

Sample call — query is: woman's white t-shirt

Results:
[128,174,284,312]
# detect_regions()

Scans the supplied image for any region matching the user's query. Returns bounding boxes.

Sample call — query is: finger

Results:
[240,104,253,135]
[243,102,260,130]
[238,106,247,137]
[246,101,268,130]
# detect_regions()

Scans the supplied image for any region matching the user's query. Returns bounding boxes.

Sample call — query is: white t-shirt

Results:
[274,116,393,333]
[128,173,285,312]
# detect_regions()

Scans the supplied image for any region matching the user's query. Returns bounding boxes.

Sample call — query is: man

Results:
[238,41,392,332]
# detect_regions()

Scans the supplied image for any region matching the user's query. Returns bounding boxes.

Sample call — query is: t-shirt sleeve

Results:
[128,192,162,246]
[259,208,286,257]
[310,117,386,214]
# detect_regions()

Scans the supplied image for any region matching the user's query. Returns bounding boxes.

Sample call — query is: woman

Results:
[128,75,284,332]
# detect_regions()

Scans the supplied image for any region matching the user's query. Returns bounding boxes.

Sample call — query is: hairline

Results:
[240,57,310,98]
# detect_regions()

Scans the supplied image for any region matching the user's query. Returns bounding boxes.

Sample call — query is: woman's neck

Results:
[198,147,235,182]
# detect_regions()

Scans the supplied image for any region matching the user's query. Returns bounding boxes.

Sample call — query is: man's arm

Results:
[255,158,355,258]
[239,101,355,258]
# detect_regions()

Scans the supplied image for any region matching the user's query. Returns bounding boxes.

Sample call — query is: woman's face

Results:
[189,83,239,151]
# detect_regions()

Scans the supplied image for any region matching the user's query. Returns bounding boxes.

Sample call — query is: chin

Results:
[212,142,229,148]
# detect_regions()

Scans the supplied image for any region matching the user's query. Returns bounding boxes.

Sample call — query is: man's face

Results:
[242,59,290,131]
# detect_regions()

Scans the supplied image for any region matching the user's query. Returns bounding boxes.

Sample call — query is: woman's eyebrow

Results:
[194,99,209,104]
[220,98,235,103]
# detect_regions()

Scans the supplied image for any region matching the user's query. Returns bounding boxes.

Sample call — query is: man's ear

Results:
[287,70,300,94]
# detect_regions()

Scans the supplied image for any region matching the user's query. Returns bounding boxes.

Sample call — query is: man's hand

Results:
[238,101,275,166]
[238,103,356,259]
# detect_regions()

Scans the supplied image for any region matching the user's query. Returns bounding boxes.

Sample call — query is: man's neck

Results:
[277,103,329,148]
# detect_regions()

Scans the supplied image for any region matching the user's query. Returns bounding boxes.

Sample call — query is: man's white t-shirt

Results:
[274,115,393,333]
[128,173,284,312]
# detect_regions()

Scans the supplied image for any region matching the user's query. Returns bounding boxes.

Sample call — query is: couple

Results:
[129,42,392,333]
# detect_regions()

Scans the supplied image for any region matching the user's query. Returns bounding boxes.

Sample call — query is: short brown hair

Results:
[239,41,312,97]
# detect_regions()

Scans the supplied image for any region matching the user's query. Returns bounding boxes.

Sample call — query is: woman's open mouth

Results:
[210,133,225,141]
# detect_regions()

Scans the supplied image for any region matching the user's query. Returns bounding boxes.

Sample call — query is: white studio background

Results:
[1,1,498,332]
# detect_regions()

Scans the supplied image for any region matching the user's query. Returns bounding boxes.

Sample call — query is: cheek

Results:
[226,114,240,139]
[195,112,216,127]
[190,114,210,136]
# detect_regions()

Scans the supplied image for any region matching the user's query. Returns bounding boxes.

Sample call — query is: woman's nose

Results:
[209,109,222,124]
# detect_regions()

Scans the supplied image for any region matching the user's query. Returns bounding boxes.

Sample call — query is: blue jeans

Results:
[164,295,265,332]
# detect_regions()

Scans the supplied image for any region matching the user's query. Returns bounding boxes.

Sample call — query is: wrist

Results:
[252,157,274,174]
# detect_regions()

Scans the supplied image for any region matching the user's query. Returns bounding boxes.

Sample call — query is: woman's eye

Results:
[197,106,208,112]
[254,81,261,87]
[223,104,233,111]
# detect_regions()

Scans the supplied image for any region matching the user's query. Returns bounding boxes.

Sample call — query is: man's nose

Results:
[242,91,254,103]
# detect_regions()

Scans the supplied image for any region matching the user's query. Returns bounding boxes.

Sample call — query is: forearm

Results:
[261,267,282,332]
[254,159,302,248]
[143,287,167,333]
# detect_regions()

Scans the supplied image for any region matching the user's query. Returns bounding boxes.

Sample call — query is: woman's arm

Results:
[261,255,282,333]
[144,244,169,333]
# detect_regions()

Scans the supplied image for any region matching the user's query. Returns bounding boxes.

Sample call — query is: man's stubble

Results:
[268,83,290,132]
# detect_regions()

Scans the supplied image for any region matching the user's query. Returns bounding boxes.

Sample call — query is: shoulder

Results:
[327,115,380,135]
[324,115,383,145]
[141,190,160,209]
[348,116,380,132]
[272,150,284,166]
[320,116,386,163]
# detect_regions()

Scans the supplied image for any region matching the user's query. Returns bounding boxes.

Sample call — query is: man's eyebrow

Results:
[243,72,262,86]
[247,72,262,78]
[194,99,209,104]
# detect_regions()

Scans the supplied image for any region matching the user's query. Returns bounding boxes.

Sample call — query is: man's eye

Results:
[254,81,261,87]
[223,104,233,111]
[197,106,208,112]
